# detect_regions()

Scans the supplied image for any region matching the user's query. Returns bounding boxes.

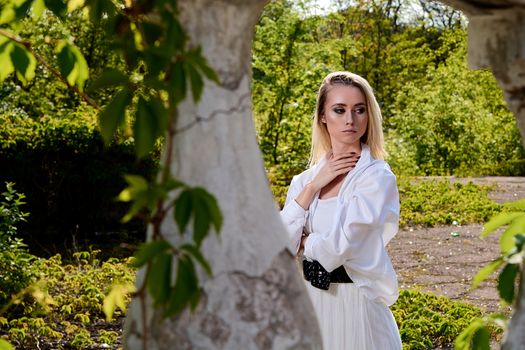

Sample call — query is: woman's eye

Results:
[354,107,366,115]
[333,108,345,114]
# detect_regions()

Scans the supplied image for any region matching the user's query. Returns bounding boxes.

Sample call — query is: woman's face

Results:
[321,85,368,149]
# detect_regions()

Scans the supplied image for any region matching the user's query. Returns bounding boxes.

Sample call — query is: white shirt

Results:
[280,144,400,306]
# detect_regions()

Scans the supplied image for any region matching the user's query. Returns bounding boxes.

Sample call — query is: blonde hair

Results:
[309,71,385,166]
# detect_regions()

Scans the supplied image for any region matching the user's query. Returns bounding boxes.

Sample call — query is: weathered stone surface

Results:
[123,0,321,348]
[158,251,320,349]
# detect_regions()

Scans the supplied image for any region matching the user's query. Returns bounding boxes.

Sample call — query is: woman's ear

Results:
[321,115,326,123]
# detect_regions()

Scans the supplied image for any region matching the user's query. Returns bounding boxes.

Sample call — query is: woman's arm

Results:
[281,152,359,254]
[303,165,400,272]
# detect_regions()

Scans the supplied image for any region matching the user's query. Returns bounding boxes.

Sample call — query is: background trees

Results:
[252,0,524,205]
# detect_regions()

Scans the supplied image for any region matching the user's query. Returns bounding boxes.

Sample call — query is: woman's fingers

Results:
[330,157,360,169]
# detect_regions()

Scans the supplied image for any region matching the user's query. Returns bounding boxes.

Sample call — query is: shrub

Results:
[0,112,158,251]
[0,183,38,309]
[398,178,501,228]
[0,250,135,349]
[392,289,501,349]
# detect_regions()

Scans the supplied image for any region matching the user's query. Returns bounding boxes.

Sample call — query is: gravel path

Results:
[388,177,525,313]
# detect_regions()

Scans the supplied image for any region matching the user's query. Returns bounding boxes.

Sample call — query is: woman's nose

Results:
[345,113,353,125]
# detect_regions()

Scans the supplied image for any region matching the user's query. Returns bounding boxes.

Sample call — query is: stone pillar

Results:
[466,7,525,148]
[123,1,322,349]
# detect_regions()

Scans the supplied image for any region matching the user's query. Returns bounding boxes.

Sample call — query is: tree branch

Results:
[0,28,101,111]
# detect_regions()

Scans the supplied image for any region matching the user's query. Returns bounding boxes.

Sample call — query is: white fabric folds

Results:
[280,144,400,306]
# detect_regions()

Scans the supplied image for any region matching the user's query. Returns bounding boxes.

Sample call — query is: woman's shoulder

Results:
[358,159,396,183]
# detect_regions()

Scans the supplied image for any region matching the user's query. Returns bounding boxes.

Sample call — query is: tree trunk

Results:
[440,2,525,349]
[123,1,321,349]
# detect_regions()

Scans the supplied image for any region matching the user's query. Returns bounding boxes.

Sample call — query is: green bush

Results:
[398,178,501,228]
[0,112,158,251]
[392,289,501,349]
[0,183,38,309]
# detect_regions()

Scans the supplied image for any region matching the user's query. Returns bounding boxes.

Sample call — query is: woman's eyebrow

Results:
[330,102,366,107]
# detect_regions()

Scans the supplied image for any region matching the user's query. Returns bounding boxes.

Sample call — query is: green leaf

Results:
[88,68,129,92]
[31,0,46,19]
[500,214,525,253]
[10,43,36,84]
[147,252,172,306]
[454,318,483,350]
[67,0,84,11]
[148,96,168,135]
[504,198,525,210]
[187,47,219,83]
[471,325,491,350]
[192,190,210,246]
[170,61,186,105]
[98,88,132,143]
[498,263,518,304]
[0,6,15,24]
[44,0,67,17]
[118,174,164,222]
[164,256,199,317]
[196,188,222,233]
[481,212,523,238]
[134,96,157,158]
[163,176,184,192]
[122,175,149,193]
[131,239,172,268]
[103,283,135,321]
[0,38,15,82]
[181,243,212,276]
[118,175,148,202]
[0,339,14,350]
[56,41,89,90]
[174,189,192,234]
[117,175,149,202]
[121,198,146,223]
[472,258,504,289]
[186,62,204,103]
[133,96,167,158]
[166,17,186,51]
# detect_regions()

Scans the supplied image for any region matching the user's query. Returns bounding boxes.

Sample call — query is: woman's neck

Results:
[331,142,362,156]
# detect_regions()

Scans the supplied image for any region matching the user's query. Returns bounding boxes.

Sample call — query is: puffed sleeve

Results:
[280,176,309,254]
[303,165,400,305]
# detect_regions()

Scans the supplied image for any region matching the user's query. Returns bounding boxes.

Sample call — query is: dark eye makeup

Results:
[331,106,366,115]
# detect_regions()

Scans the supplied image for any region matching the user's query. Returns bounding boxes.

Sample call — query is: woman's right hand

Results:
[294,152,359,210]
[310,152,360,192]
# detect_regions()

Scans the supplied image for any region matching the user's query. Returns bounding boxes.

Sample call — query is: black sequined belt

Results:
[303,260,353,290]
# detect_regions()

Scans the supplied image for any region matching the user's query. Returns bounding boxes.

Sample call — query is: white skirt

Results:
[304,281,402,350]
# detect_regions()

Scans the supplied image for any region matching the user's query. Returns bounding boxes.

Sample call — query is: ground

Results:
[388,177,525,314]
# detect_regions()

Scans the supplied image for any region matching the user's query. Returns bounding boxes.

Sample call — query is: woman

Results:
[280,72,402,349]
